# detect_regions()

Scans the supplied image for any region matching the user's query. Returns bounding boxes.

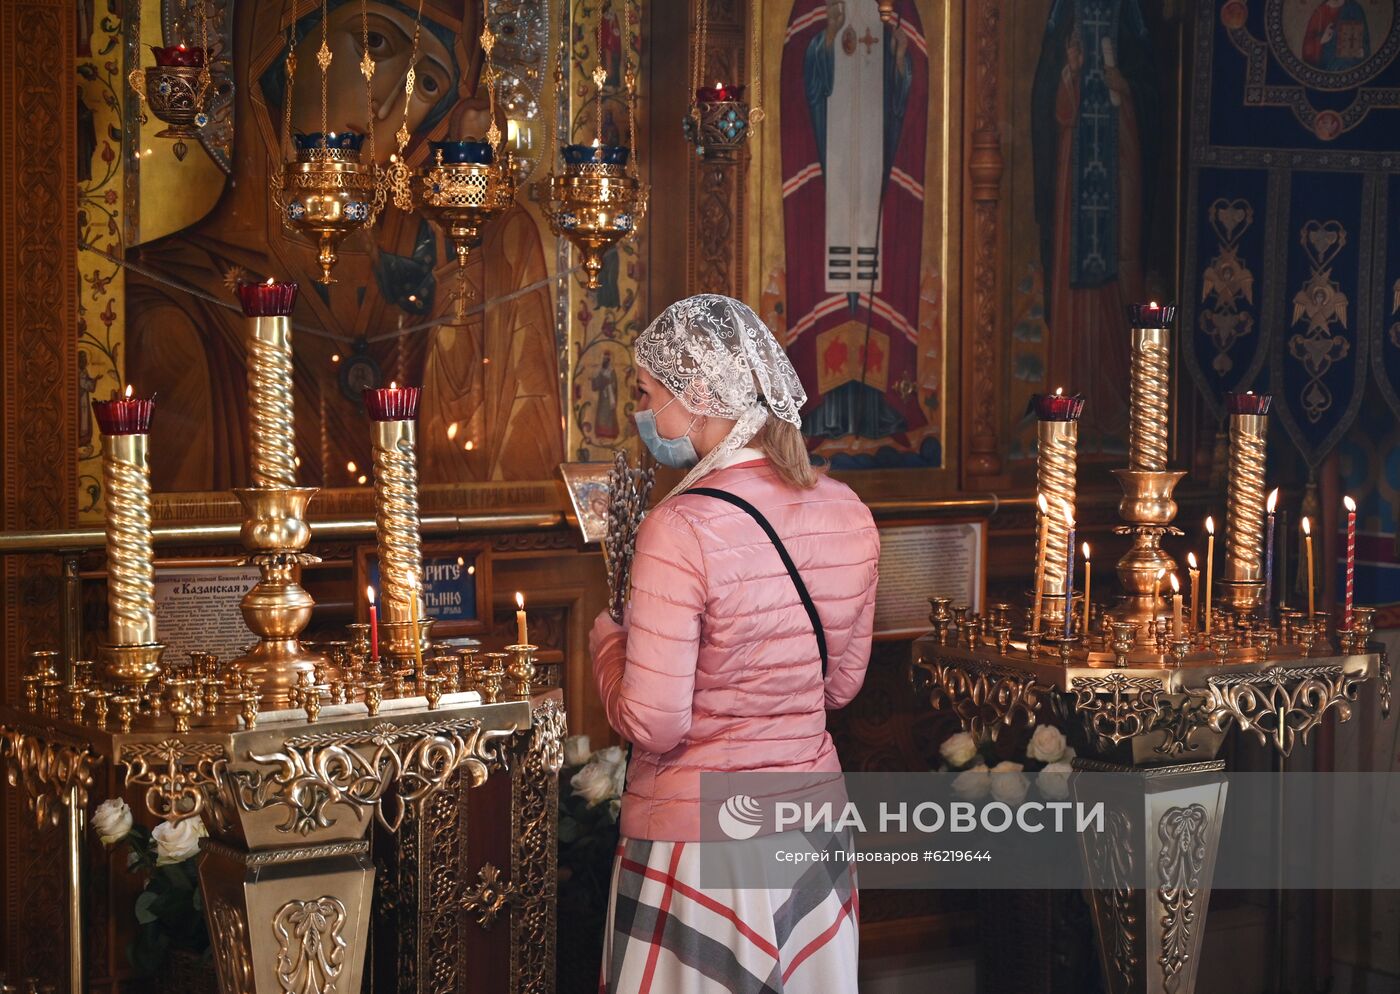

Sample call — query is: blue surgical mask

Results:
[635,397,700,468]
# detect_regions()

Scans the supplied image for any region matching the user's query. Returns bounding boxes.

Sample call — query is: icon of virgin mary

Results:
[125,0,562,492]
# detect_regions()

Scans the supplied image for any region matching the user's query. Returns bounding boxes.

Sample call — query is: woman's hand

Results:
[589,610,627,671]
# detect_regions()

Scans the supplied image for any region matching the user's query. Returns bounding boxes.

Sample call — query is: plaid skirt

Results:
[600,831,859,994]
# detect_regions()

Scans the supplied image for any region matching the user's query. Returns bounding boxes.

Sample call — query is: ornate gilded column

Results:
[1220,392,1271,614]
[92,391,165,690]
[230,279,323,706]
[1033,391,1083,631]
[1115,304,1183,634]
[365,385,431,657]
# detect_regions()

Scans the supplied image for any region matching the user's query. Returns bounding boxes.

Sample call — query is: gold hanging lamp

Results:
[411,0,517,311]
[269,0,386,284]
[539,0,647,290]
[682,0,762,159]
[128,0,221,148]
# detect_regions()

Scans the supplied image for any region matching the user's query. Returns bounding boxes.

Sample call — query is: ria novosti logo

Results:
[718,794,764,840]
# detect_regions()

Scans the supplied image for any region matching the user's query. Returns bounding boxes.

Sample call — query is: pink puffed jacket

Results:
[589,457,880,841]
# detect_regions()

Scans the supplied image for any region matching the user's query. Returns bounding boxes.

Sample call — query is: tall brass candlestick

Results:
[93,390,165,689]
[1114,303,1182,637]
[1220,392,1271,612]
[236,279,299,488]
[1032,391,1083,631]
[1127,303,1173,472]
[366,386,430,656]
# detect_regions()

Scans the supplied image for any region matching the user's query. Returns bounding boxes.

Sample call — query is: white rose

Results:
[1037,761,1074,801]
[951,763,990,800]
[989,761,1029,806]
[608,756,627,798]
[592,745,625,768]
[1027,725,1069,764]
[151,817,207,865]
[939,732,979,769]
[563,735,592,767]
[570,761,616,807]
[92,798,133,846]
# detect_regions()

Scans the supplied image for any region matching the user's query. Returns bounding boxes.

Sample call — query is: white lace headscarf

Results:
[634,294,807,502]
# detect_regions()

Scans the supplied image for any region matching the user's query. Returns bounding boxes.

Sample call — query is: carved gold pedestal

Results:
[230,486,326,707]
[1073,760,1229,994]
[1114,469,1186,635]
[199,840,375,994]
[911,631,1386,994]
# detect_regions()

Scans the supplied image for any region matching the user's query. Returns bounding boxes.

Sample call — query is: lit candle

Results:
[1204,516,1216,634]
[1031,494,1050,634]
[1170,573,1182,636]
[1265,488,1279,624]
[515,591,529,646]
[1302,516,1315,622]
[367,585,379,661]
[696,81,746,103]
[1062,500,1076,639]
[1343,496,1357,630]
[1187,552,1200,634]
[1081,542,1092,636]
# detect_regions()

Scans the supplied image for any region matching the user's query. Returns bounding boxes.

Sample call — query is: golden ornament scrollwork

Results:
[1202,664,1362,757]
[1071,674,1167,747]
[1085,806,1138,982]
[915,655,1049,741]
[0,725,100,829]
[274,896,348,994]
[1155,804,1209,994]
[225,718,516,834]
[462,862,520,929]
[117,738,227,822]
[510,698,565,994]
[209,897,257,994]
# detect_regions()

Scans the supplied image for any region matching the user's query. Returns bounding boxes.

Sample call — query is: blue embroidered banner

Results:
[1182,167,1272,418]
[1185,0,1400,468]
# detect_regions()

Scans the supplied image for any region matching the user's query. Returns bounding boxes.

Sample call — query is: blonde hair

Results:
[754,416,818,489]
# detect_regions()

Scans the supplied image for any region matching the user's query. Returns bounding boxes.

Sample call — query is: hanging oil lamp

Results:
[270,0,385,284]
[411,7,516,308]
[540,0,647,290]
[681,0,761,159]
[128,0,219,148]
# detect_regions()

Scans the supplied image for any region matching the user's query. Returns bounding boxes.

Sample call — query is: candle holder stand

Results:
[228,486,326,708]
[1112,468,1186,637]
[1220,400,1270,614]
[506,644,538,699]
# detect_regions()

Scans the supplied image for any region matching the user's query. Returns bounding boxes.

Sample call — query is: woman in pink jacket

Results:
[589,294,880,993]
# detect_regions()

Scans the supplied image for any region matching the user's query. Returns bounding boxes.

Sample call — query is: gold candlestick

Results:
[1127,303,1174,472]
[1114,304,1181,639]
[236,280,299,488]
[93,391,166,690]
[1220,392,1271,612]
[228,486,325,707]
[506,644,537,699]
[1032,391,1083,630]
[366,386,426,627]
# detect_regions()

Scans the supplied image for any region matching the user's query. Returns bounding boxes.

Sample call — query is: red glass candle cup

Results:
[1031,392,1085,422]
[92,394,156,435]
[150,44,206,68]
[236,280,298,317]
[1126,302,1176,328]
[364,386,422,422]
[695,83,745,103]
[1225,391,1272,416]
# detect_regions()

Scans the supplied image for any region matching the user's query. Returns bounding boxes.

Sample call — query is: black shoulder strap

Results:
[684,487,828,675]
